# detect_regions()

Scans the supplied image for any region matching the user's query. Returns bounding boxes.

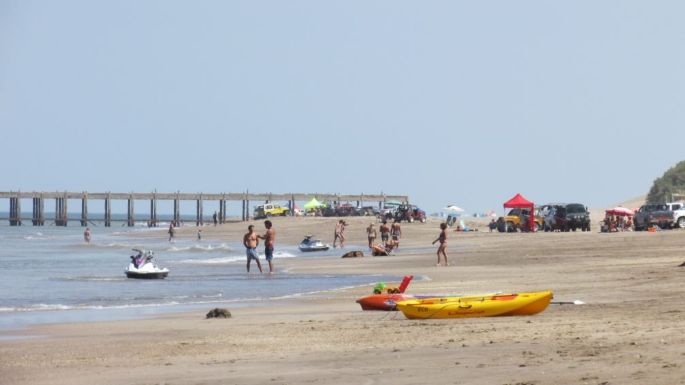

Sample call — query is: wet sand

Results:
[2,215,685,385]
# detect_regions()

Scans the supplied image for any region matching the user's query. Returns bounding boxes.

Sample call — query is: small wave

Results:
[85,242,137,249]
[178,250,297,265]
[166,243,233,253]
[23,232,59,241]
[55,276,127,282]
[0,295,254,313]
[0,304,73,312]
[111,226,167,235]
[274,251,297,259]
[178,256,245,264]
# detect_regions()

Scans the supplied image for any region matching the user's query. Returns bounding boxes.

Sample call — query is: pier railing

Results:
[0,191,409,227]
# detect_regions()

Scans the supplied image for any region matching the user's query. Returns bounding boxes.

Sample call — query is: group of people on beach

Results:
[365,220,403,256]
[85,215,450,272]
[243,220,276,274]
[240,218,451,270]
[603,214,633,232]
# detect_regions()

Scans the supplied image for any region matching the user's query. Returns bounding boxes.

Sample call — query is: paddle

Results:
[550,300,585,305]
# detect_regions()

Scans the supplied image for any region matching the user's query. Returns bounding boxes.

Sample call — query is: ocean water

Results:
[0,222,395,333]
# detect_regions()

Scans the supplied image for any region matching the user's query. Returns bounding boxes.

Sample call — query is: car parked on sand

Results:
[253,203,289,219]
[335,203,358,217]
[394,204,426,223]
[504,208,544,231]
[356,206,380,217]
[379,202,401,221]
[633,203,673,230]
[670,202,685,229]
[543,203,591,232]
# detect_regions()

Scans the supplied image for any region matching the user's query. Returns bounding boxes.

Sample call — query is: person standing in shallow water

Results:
[432,222,448,266]
[168,223,175,242]
[243,225,263,273]
[258,220,275,274]
[83,227,91,243]
[333,220,346,248]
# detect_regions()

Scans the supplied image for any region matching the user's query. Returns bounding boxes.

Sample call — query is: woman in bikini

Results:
[432,222,448,266]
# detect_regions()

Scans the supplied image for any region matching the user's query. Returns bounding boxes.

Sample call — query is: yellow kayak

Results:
[395,291,553,319]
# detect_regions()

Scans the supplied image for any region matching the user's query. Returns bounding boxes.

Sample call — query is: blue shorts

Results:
[264,246,274,261]
[246,247,259,261]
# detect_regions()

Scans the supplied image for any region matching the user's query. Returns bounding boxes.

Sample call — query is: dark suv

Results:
[541,203,591,232]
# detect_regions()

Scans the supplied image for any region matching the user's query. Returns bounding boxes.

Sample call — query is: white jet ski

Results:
[125,249,169,279]
[298,235,330,252]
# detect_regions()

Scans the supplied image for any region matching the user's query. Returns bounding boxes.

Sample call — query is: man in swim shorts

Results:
[243,225,263,273]
[333,220,346,248]
[391,220,402,249]
[379,220,390,243]
[259,220,275,274]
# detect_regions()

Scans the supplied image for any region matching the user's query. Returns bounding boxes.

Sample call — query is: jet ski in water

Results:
[125,249,169,279]
[298,235,330,252]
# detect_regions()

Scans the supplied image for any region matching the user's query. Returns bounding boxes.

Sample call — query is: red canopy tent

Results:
[503,193,536,232]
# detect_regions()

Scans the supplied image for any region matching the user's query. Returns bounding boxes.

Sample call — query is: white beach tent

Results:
[442,205,465,215]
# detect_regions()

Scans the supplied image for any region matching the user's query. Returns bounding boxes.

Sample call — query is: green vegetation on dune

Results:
[647,160,685,203]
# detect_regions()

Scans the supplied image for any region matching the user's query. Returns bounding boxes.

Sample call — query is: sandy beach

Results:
[2,215,685,385]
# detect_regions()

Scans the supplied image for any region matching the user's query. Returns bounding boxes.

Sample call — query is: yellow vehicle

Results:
[504,208,543,231]
[253,203,289,219]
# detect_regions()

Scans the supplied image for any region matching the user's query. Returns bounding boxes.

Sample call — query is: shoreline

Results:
[2,217,685,384]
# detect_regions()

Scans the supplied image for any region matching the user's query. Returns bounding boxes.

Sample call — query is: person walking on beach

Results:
[366,223,377,249]
[168,223,175,242]
[379,220,390,244]
[333,220,346,248]
[432,223,448,266]
[213,211,218,226]
[391,220,402,249]
[83,227,91,243]
[243,225,263,273]
[258,220,275,274]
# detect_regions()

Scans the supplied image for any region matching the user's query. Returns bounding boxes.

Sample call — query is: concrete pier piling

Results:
[55,197,68,226]
[104,195,111,227]
[173,196,180,226]
[9,196,21,226]
[81,194,88,226]
[32,197,44,226]
[218,198,226,224]
[196,196,203,226]
[127,196,135,227]
[150,196,157,227]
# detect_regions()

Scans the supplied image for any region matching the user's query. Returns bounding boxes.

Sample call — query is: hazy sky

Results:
[2,1,684,214]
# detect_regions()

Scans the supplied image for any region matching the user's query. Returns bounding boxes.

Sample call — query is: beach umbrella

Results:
[606,206,634,216]
[442,205,464,214]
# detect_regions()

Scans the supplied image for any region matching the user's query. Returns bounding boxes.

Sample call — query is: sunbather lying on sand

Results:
[371,239,396,256]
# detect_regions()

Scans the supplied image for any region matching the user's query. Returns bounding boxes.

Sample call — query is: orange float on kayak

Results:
[356,293,415,311]
[356,275,413,311]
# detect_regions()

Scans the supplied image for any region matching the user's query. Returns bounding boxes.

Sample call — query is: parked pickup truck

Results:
[633,204,673,230]
[667,202,685,229]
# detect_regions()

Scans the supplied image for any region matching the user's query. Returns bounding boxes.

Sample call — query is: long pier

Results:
[0,191,409,227]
